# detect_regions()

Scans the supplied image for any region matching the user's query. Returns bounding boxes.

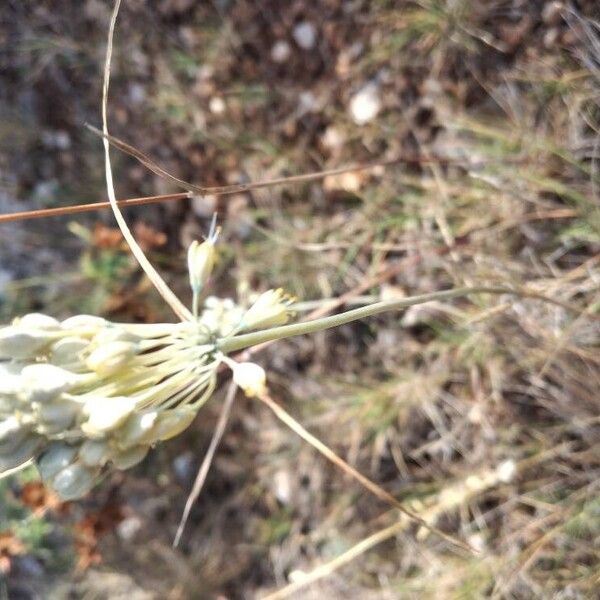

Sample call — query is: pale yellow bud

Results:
[111,445,149,470]
[0,326,50,359]
[232,362,267,398]
[187,238,217,293]
[50,336,89,366]
[78,440,110,468]
[151,407,197,441]
[117,410,159,448]
[86,341,138,376]
[61,315,106,330]
[16,313,60,330]
[21,364,77,402]
[81,396,137,436]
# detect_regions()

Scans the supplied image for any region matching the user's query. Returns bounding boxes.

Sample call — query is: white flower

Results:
[242,289,294,331]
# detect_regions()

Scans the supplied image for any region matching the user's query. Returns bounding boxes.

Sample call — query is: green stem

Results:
[218,286,515,354]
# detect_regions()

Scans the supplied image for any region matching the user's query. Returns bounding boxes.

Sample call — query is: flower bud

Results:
[86,341,138,376]
[37,442,78,481]
[241,289,294,331]
[36,399,79,433]
[21,364,77,403]
[61,315,106,330]
[92,327,140,346]
[0,434,42,473]
[51,463,97,500]
[0,362,23,395]
[187,237,217,294]
[81,396,137,436]
[151,407,197,441]
[78,440,110,468]
[111,445,149,470]
[0,326,50,359]
[16,313,60,330]
[117,411,159,448]
[0,416,27,453]
[231,361,267,398]
[50,336,90,366]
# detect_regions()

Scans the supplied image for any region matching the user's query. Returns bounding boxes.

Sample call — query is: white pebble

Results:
[349,82,382,125]
[271,40,291,63]
[293,22,317,50]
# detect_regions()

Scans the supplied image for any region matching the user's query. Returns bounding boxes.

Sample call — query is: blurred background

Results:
[1,1,599,598]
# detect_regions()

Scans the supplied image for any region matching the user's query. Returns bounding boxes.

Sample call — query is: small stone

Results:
[209,96,226,114]
[117,516,142,541]
[321,126,344,151]
[293,21,317,50]
[349,83,381,125]
[497,459,517,483]
[271,40,291,63]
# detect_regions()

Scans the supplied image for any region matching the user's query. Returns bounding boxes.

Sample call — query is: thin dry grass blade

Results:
[0,192,191,224]
[85,124,507,197]
[173,381,238,548]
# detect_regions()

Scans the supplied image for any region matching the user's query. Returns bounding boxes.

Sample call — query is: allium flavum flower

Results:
[0,241,295,500]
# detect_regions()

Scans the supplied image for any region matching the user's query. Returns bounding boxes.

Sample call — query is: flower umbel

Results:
[0,313,220,499]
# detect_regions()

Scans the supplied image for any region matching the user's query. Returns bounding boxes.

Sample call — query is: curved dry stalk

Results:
[101,0,191,322]
[256,391,475,555]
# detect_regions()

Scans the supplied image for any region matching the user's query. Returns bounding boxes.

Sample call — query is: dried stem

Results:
[256,391,475,554]
[101,0,191,322]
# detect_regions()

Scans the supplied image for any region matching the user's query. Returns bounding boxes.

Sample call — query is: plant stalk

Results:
[218,286,517,353]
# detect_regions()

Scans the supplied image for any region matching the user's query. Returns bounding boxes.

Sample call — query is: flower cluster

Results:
[0,312,220,498]
[0,280,295,499]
